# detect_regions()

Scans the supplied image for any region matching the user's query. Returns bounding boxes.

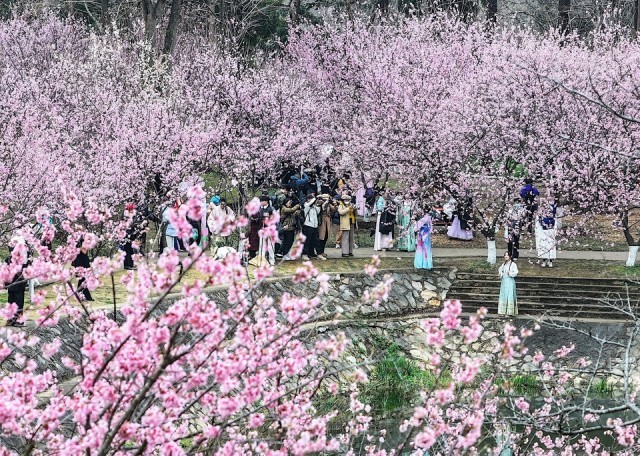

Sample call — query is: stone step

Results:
[449,273,638,320]
[450,295,640,306]
[451,292,638,306]
[455,273,635,285]
[450,286,640,299]
[454,277,637,286]
[458,300,632,320]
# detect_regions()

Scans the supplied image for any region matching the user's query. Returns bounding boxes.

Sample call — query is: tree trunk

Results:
[141,0,167,47]
[487,0,498,23]
[621,211,638,246]
[558,0,570,35]
[163,0,183,56]
[626,246,639,267]
[621,211,639,266]
[378,0,390,15]
[620,211,640,267]
[290,0,302,25]
[101,0,110,30]
[635,0,640,32]
[487,240,497,265]
[346,0,354,20]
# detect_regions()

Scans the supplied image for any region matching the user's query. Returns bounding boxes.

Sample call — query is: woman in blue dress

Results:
[414,211,433,270]
[498,251,519,316]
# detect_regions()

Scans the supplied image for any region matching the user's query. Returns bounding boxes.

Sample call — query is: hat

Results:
[318,194,331,200]
[341,194,352,201]
[210,195,221,205]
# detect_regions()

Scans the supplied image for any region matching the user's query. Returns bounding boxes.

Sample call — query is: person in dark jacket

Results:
[289,172,310,205]
[123,205,146,270]
[72,244,94,301]
[520,178,540,234]
[279,198,301,260]
[5,254,27,327]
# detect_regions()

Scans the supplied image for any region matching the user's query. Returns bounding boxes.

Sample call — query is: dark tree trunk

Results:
[101,0,110,30]
[290,0,302,25]
[453,0,474,22]
[558,0,570,35]
[345,0,354,20]
[378,0,390,15]
[487,0,498,23]
[621,211,639,246]
[142,0,167,47]
[163,0,183,56]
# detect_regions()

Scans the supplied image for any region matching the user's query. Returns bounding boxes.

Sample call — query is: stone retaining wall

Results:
[1,268,638,392]
[0,269,456,381]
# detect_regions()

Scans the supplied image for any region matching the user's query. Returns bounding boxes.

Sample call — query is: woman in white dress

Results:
[374,190,394,251]
[535,201,557,268]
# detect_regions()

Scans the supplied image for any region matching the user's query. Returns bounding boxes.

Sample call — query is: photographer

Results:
[279,198,301,260]
[289,171,310,205]
[301,191,321,260]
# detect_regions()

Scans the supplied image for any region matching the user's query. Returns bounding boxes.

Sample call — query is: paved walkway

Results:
[320,247,629,261]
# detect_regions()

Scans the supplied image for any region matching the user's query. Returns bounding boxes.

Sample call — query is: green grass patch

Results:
[467,260,495,272]
[609,264,640,278]
[590,378,614,398]
[495,374,540,396]
[362,344,449,414]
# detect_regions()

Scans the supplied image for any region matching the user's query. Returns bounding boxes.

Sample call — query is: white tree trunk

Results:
[626,246,639,267]
[487,240,497,265]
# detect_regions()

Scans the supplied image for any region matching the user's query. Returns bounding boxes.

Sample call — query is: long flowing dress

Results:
[397,201,416,252]
[414,215,432,270]
[355,186,366,217]
[447,203,474,241]
[498,261,518,315]
[374,197,394,251]
[535,220,557,260]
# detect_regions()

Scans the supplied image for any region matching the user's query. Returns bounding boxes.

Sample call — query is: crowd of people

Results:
[3,172,561,327]
[153,172,560,281]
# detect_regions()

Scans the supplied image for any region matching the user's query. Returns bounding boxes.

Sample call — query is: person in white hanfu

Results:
[535,200,557,268]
